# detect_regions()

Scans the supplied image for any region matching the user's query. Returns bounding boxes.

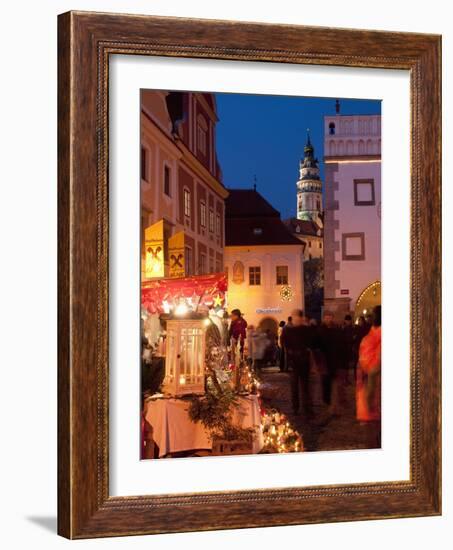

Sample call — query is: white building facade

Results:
[323,114,381,320]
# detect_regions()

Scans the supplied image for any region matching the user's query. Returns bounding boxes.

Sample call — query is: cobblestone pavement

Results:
[259,366,381,452]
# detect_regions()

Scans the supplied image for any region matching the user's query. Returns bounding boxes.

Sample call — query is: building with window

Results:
[141,90,228,280]
[284,218,323,260]
[323,113,381,319]
[224,188,305,334]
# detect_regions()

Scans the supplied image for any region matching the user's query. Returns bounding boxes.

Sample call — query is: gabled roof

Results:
[225,189,304,247]
[225,189,280,219]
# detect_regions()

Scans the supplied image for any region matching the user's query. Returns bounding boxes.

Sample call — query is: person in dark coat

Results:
[315,311,342,409]
[278,320,287,372]
[341,314,355,384]
[280,309,313,417]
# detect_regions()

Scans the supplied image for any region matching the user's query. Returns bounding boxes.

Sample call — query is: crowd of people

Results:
[142,304,381,439]
[228,306,382,430]
[281,307,381,425]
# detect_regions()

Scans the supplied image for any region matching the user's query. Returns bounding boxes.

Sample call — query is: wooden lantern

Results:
[162,319,207,396]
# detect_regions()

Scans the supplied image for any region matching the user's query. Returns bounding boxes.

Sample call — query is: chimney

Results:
[335,99,340,114]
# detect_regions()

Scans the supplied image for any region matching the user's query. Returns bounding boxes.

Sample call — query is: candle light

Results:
[179,375,186,385]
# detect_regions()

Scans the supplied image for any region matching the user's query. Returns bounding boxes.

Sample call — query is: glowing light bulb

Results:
[175,303,188,316]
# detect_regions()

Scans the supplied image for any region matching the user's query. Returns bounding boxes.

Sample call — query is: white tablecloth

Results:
[144,394,263,458]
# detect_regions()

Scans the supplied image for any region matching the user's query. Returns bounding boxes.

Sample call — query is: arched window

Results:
[329,122,336,135]
[346,140,354,155]
[358,140,365,154]
[337,140,344,155]
[329,140,336,156]
[366,139,373,154]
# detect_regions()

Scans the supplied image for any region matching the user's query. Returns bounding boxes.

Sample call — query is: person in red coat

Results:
[228,309,248,357]
[356,305,381,423]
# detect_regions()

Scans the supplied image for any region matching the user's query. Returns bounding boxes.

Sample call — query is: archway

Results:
[354,281,381,320]
[258,316,278,337]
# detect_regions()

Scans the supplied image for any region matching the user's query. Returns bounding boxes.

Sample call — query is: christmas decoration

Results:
[280,284,294,302]
[142,272,227,315]
[188,386,255,445]
[260,409,304,453]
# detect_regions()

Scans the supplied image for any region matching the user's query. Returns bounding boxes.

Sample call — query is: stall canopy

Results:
[142,272,228,315]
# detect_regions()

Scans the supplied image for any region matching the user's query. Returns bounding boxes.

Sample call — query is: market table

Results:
[143,394,263,458]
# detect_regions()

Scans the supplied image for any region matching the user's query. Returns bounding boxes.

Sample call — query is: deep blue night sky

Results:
[215,93,381,220]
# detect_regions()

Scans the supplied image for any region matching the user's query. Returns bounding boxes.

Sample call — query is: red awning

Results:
[141,272,228,314]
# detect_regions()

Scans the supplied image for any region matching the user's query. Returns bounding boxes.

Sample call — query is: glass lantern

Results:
[162,319,207,396]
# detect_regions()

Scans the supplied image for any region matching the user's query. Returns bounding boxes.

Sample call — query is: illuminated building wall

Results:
[224,189,305,333]
[323,114,381,320]
[140,90,228,281]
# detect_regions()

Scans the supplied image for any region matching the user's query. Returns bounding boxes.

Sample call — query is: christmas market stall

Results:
[141,272,262,458]
[141,272,304,459]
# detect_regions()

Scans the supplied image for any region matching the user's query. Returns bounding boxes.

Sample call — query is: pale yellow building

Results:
[224,189,305,334]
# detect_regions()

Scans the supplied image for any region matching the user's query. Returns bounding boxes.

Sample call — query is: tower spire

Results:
[303,128,315,160]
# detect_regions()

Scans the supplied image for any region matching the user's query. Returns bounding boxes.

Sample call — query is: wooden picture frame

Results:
[58,11,441,539]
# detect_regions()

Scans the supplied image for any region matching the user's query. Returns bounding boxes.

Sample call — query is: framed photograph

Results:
[58,11,441,538]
